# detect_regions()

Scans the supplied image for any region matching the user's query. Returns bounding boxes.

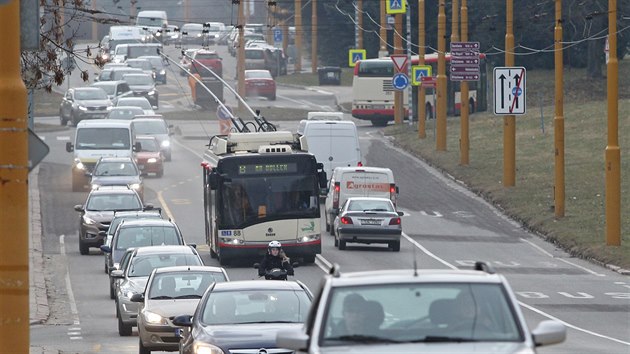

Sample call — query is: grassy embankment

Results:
[385,61,630,269]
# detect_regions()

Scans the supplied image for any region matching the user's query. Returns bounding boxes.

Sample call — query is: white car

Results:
[116,97,155,115]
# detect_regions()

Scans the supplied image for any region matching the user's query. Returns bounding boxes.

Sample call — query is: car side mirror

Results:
[144,204,154,210]
[110,269,124,278]
[94,77,99,82]
[532,320,566,347]
[396,186,400,194]
[130,293,144,303]
[66,142,74,153]
[253,263,260,269]
[74,204,84,212]
[172,315,193,327]
[188,243,197,249]
[397,211,404,216]
[134,142,142,152]
[100,245,112,253]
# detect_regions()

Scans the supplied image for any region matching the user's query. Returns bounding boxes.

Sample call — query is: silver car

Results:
[59,87,113,126]
[277,263,567,354]
[333,197,403,251]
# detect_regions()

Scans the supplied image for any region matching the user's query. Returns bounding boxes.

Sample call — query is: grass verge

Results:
[275,68,354,87]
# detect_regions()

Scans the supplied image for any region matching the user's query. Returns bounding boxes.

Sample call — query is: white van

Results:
[307,112,344,121]
[297,120,361,185]
[324,166,398,234]
[136,10,168,37]
[108,26,147,55]
[65,120,138,192]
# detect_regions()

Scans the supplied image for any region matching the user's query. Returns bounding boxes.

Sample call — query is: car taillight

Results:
[389,217,401,225]
[390,184,397,206]
[341,216,353,224]
[357,161,363,167]
[332,182,340,209]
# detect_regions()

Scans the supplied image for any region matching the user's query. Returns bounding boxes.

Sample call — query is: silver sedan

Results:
[333,197,403,252]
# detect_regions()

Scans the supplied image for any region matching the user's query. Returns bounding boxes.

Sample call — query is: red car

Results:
[244,69,276,101]
[190,49,222,78]
[135,136,164,177]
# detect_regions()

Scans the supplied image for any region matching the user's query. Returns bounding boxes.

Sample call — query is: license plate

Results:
[254,83,266,86]
[361,219,382,225]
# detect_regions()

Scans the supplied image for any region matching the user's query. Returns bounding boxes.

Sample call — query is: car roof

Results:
[131,117,165,123]
[153,265,225,274]
[76,119,132,128]
[135,135,159,141]
[119,218,176,228]
[194,49,218,55]
[327,269,504,287]
[118,97,150,102]
[133,245,195,255]
[110,106,144,111]
[211,280,306,292]
[123,73,153,78]
[112,210,161,218]
[346,197,393,202]
[73,87,105,92]
[89,186,138,196]
[92,80,126,86]
[97,157,135,163]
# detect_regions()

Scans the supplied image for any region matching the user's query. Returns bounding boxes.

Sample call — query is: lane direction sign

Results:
[390,54,408,73]
[493,66,526,115]
[392,73,410,90]
[412,65,432,86]
[386,0,406,14]
[348,49,366,67]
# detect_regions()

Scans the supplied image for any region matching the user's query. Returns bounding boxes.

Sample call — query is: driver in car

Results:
[258,241,294,279]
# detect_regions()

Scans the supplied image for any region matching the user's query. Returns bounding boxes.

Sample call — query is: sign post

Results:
[493,67,526,115]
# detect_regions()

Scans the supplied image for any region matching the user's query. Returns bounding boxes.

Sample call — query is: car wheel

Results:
[325,222,330,232]
[391,241,401,252]
[71,111,80,126]
[330,223,335,237]
[303,255,316,263]
[334,235,338,247]
[139,337,151,354]
[210,246,218,259]
[117,306,132,336]
[338,239,346,250]
[165,152,172,162]
[218,252,230,266]
[79,241,89,255]
[109,278,115,300]
[104,262,108,274]
[371,119,388,127]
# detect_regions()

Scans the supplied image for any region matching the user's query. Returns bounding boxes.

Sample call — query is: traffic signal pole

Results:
[504,0,516,186]
[436,0,447,150]
[379,0,387,58]
[311,0,317,73]
[394,12,403,125]
[294,0,302,73]
[417,0,426,138]
[554,0,565,217]
[0,1,29,352]
[237,0,246,109]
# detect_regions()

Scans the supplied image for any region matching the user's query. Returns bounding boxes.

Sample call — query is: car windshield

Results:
[108,213,162,236]
[148,272,228,299]
[320,283,523,346]
[117,98,151,110]
[245,50,264,59]
[107,108,144,120]
[75,128,130,150]
[347,200,394,212]
[201,290,310,325]
[128,253,202,277]
[112,70,142,81]
[195,52,219,60]
[75,89,108,100]
[127,60,153,70]
[86,194,142,211]
[94,161,138,176]
[138,138,160,152]
[123,75,154,85]
[139,56,164,69]
[245,71,272,79]
[93,84,115,95]
[134,121,167,134]
[115,226,182,250]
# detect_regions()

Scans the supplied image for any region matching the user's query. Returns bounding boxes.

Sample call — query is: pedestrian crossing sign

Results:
[412,65,432,86]
[348,49,367,67]
[386,0,406,14]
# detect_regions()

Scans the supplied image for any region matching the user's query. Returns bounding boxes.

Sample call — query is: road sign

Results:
[450,41,480,50]
[348,49,366,67]
[493,67,526,115]
[390,54,408,73]
[392,73,409,90]
[421,76,436,87]
[451,73,479,81]
[28,129,49,172]
[411,65,432,86]
[386,0,406,14]
[450,41,480,82]
[451,58,479,66]
[273,27,282,43]
[450,66,480,73]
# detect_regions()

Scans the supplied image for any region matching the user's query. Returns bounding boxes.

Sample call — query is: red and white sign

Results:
[390,55,408,73]
[421,76,436,87]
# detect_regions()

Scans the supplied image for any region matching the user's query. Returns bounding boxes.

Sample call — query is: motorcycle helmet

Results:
[268,240,282,254]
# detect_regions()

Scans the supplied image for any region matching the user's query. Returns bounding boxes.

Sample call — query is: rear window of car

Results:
[115,226,182,250]
[128,253,202,277]
[195,52,220,60]
[245,50,264,60]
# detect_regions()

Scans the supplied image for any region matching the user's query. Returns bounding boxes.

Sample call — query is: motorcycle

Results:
[253,262,299,280]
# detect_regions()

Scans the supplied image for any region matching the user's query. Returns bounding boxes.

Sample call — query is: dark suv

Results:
[73,185,152,255]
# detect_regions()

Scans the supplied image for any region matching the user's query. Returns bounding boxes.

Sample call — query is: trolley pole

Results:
[605,0,620,245]
[460,0,469,164]
[237,0,246,109]
[379,0,388,57]
[554,0,565,217]
[295,0,302,73]
[0,0,29,352]
[394,12,403,125]
[436,0,447,150]
[503,0,516,186]
[311,0,317,73]
[418,0,426,138]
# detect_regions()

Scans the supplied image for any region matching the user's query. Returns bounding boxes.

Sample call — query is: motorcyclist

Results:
[258,241,294,279]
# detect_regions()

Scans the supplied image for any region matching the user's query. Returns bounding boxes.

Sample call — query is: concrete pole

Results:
[311,0,317,73]
[0,0,29,352]
[394,13,403,125]
[605,0,620,245]
[417,0,426,138]
[295,0,302,73]
[237,0,246,109]
[503,0,516,186]
[460,0,469,164]
[92,0,98,41]
[379,0,387,57]
[436,0,447,150]
[554,0,565,217]
[358,0,363,48]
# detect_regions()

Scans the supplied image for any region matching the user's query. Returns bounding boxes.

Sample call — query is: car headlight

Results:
[159,69,166,75]
[147,158,158,163]
[143,310,164,324]
[106,106,113,111]
[83,216,97,225]
[75,160,85,170]
[129,183,141,190]
[299,234,320,243]
[155,32,162,37]
[78,106,88,111]
[125,291,135,299]
[147,90,156,96]
[91,184,100,190]
[161,140,170,147]
[193,343,224,354]
[197,33,202,37]
[220,237,244,245]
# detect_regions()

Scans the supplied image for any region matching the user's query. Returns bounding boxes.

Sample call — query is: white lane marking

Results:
[277,94,310,107]
[60,235,82,341]
[57,136,70,141]
[401,232,458,270]
[520,238,606,277]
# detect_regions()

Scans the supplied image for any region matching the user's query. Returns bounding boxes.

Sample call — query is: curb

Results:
[29,165,49,325]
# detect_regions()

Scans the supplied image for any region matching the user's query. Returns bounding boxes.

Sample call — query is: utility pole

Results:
[605,0,620,245]
[436,0,447,150]
[460,0,470,165]
[237,0,246,109]
[379,0,387,57]
[357,0,363,48]
[130,0,137,23]
[417,0,426,138]
[554,0,565,217]
[92,0,98,41]
[0,0,29,352]
[295,0,302,73]
[267,2,274,45]
[503,0,516,186]
[406,2,412,124]
[394,12,403,124]
[311,0,317,73]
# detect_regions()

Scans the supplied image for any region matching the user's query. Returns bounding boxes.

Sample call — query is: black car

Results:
[173,280,312,354]
[89,157,144,199]
[73,185,151,255]
[122,73,159,108]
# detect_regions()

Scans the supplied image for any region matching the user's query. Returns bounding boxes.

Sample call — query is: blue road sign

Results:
[273,28,282,43]
[392,73,410,90]
[387,0,406,14]
[348,49,366,67]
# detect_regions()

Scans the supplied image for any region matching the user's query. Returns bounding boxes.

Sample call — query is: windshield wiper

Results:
[150,295,174,300]
[326,335,398,343]
[363,209,388,212]
[238,320,295,324]
[174,294,202,299]
[409,336,479,343]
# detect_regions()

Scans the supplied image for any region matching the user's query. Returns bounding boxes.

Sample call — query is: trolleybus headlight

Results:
[299,234,320,243]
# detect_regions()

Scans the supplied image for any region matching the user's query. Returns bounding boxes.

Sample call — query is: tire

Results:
[104,263,108,274]
[334,235,339,247]
[71,111,80,126]
[79,241,89,255]
[218,252,230,266]
[165,151,172,162]
[139,338,151,354]
[325,222,330,232]
[391,241,401,252]
[370,119,388,127]
[109,278,115,300]
[330,225,335,236]
[303,255,316,263]
[338,239,346,250]
[268,94,276,101]
[209,246,217,259]
[117,305,132,336]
